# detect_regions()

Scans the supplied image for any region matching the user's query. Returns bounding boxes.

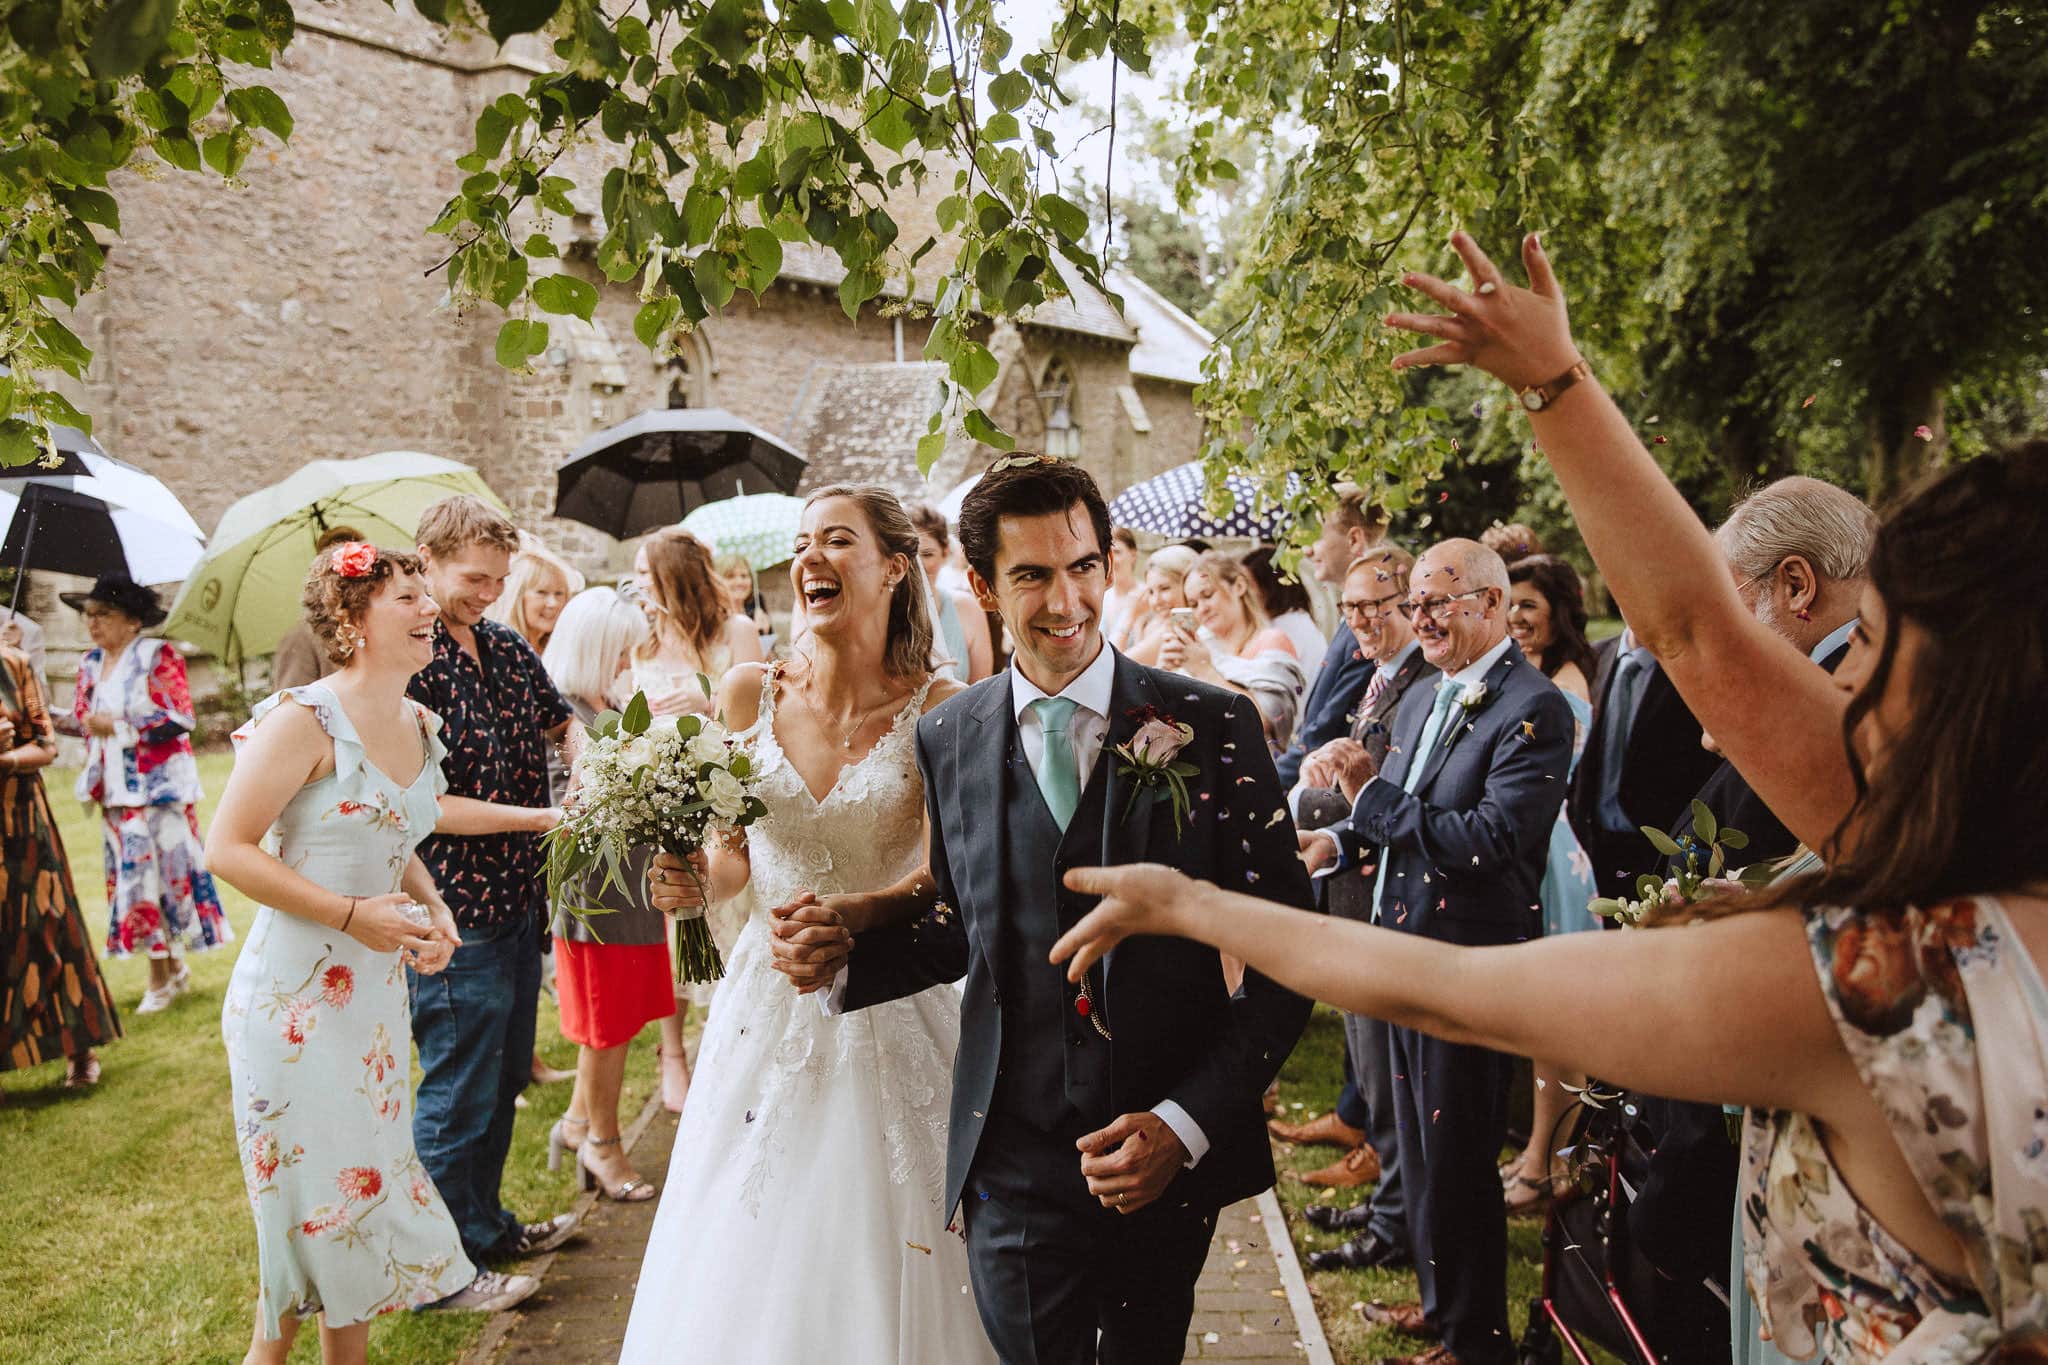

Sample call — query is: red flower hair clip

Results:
[330,542,378,578]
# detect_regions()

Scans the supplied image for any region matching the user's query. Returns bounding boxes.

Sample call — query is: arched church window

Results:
[1038,358,1081,459]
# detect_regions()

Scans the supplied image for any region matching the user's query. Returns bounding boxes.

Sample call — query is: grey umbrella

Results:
[554,408,808,540]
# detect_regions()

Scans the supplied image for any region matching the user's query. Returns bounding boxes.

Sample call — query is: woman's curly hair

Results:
[302,544,426,665]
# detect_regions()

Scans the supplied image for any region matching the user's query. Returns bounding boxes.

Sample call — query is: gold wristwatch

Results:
[1518,359,1591,412]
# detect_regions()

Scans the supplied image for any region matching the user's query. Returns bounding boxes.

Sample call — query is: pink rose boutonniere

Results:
[1115,706,1200,835]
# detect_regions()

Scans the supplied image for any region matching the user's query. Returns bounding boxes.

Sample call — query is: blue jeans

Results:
[410,912,542,1262]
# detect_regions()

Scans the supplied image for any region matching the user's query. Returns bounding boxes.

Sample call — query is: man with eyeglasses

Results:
[1282,545,1436,1261]
[1298,539,1573,1365]
[1273,485,1390,788]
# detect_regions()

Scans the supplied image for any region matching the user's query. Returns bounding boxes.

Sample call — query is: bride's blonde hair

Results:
[800,484,936,680]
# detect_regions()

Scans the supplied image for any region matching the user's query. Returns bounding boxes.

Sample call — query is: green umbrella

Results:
[163,451,508,661]
[679,493,805,571]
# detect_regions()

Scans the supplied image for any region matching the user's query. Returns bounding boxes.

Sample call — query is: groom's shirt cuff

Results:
[816,972,849,1016]
[1152,1101,1210,1168]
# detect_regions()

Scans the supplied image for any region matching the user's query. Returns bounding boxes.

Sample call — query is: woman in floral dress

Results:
[210,544,535,1364]
[59,575,229,1013]
[1057,235,2048,1360]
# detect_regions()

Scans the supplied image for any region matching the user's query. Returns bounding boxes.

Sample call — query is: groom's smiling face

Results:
[971,502,1107,693]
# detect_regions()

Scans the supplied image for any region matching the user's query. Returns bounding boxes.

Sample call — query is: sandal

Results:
[578,1135,657,1202]
[547,1115,588,1172]
[1504,1172,1554,1216]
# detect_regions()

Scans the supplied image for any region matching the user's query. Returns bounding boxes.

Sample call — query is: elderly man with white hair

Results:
[1298,537,1572,1365]
[1628,473,1876,1365]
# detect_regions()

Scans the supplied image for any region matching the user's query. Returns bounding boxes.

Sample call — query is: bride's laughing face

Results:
[791,496,907,638]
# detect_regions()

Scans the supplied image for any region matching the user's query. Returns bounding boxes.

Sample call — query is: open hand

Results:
[768,892,854,994]
[1385,231,1582,392]
[1077,1112,1187,1215]
[1051,864,1198,982]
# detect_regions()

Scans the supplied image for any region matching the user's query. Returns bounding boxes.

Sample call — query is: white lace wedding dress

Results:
[619,675,996,1364]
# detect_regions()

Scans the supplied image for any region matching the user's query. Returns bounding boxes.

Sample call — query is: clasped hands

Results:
[1298,737,1377,803]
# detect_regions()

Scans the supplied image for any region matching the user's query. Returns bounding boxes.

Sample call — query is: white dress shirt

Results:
[1009,637,1116,789]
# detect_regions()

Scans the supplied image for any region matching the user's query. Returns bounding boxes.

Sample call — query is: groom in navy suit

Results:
[1302,539,1571,1365]
[772,457,1314,1364]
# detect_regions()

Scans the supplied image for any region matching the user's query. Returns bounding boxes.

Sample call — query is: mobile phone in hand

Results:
[1169,607,1198,633]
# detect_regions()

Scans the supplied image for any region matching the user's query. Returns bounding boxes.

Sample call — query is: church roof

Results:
[785,361,949,498]
[1112,270,1215,387]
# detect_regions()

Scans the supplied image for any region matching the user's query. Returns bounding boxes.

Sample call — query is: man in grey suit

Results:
[1288,546,1438,1268]
[772,457,1315,1363]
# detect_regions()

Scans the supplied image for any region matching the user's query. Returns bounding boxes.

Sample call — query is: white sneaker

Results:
[430,1270,540,1313]
[168,962,192,998]
[134,984,176,1015]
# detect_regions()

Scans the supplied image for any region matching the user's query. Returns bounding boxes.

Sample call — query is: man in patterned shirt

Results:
[407,495,578,1271]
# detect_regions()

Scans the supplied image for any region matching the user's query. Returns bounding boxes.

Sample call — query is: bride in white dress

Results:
[619,486,996,1364]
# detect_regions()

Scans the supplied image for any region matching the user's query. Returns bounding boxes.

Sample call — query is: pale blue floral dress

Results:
[220,684,474,1336]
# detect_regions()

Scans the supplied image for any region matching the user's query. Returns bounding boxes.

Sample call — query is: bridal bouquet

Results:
[544,689,767,983]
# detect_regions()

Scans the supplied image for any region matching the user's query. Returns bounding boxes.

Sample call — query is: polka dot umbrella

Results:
[1106,460,1296,541]
[679,493,805,571]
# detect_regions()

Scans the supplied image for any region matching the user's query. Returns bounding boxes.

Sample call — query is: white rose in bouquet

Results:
[687,730,731,770]
[705,767,749,820]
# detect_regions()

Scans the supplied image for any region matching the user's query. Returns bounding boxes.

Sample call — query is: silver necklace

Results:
[802,678,895,750]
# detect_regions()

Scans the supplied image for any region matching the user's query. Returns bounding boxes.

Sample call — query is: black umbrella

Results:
[554,408,807,540]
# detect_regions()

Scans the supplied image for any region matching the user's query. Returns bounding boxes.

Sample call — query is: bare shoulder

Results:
[718,661,772,730]
[921,673,967,714]
[239,695,333,783]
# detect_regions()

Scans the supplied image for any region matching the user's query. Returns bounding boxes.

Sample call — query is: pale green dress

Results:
[220,684,474,1336]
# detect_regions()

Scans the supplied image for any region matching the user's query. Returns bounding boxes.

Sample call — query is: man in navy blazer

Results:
[1303,539,1572,1365]
[1274,486,1388,787]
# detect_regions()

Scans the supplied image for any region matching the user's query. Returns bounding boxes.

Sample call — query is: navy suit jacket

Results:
[839,654,1316,1217]
[1273,628,1374,787]
[1335,641,1572,945]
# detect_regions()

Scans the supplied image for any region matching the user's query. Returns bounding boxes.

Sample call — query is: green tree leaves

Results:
[89,0,179,77]
[532,273,599,322]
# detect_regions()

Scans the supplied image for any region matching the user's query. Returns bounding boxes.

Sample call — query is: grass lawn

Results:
[1270,1005,1551,1364]
[0,749,663,1364]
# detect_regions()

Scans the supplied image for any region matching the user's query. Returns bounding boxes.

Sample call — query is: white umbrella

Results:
[0,448,208,611]
[937,472,981,523]
[164,451,507,661]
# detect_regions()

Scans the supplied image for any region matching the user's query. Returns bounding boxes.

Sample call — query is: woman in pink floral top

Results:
[59,575,229,1013]
[209,545,537,1363]
[1049,235,2048,1362]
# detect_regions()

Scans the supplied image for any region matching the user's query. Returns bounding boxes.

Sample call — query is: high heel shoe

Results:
[578,1135,657,1202]
[656,1045,689,1114]
[547,1115,589,1173]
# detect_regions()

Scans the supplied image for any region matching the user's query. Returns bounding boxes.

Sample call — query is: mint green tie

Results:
[1369,680,1461,924]
[1030,696,1082,831]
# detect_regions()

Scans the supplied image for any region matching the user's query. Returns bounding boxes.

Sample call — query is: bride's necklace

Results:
[800,677,895,750]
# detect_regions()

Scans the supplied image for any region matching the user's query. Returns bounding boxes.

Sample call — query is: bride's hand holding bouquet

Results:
[546,689,769,984]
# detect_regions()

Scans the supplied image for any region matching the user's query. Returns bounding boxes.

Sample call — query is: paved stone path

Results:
[470,1103,1328,1364]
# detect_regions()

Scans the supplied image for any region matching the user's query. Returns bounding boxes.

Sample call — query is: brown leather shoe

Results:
[1375,1345,1462,1365]
[1298,1143,1381,1188]
[1357,1300,1438,1338]
[1267,1110,1367,1147]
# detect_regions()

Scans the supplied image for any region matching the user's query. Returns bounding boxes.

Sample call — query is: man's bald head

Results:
[1409,538,1511,672]
[1414,538,1511,595]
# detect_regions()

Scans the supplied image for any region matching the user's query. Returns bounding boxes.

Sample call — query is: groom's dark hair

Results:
[956,455,1113,583]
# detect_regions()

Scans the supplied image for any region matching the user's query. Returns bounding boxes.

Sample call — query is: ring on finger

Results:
[1477,281,1498,296]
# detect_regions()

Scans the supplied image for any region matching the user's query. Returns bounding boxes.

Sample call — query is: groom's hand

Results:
[1077,1112,1187,1215]
[768,894,854,993]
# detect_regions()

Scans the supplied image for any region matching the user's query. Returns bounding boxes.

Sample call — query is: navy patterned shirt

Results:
[408,617,571,930]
